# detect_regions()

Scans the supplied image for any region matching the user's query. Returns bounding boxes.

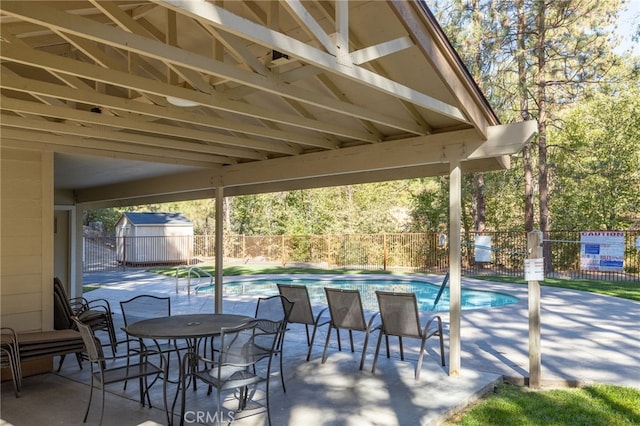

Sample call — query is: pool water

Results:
[198,277,518,312]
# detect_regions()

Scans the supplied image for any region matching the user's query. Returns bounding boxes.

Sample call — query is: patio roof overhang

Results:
[0,0,536,208]
[0,0,538,378]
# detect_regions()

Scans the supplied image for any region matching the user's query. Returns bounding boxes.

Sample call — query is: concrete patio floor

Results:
[2,270,639,425]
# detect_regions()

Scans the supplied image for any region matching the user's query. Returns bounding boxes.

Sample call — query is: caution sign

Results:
[579,231,624,272]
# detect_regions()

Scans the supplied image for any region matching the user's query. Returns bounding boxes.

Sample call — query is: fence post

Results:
[281,235,286,267]
[527,230,543,388]
[383,233,387,271]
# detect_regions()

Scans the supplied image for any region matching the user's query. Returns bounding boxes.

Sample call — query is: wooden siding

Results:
[1,147,53,331]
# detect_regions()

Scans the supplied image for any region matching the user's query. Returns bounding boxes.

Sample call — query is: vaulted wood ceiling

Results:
[0,0,536,208]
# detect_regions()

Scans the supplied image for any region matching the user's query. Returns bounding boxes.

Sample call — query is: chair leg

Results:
[416,337,428,380]
[99,383,106,426]
[305,323,321,362]
[385,335,390,358]
[438,323,446,366]
[180,358,188,426]
[84,375,94,422]
[321,326,333,364]
[371,331,384,374]
[279,343,287,393]
[75,352,84,370]
[359,329,372,371]
[399,336,404,361]
[348,330,355,353]
[57,354,66,372]
[265,370,272,426]
[304,324,311,346]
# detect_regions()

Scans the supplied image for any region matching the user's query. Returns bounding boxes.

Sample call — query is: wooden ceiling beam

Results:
[1,128,231,165]
[2,1,425,134]
[1,96,301,155]
[0,73,338,149]
[156,0,467,125]
[0,40,374,142]
[1,115,264,160]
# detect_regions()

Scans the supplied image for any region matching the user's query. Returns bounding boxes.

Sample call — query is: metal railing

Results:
[83,231,640,282]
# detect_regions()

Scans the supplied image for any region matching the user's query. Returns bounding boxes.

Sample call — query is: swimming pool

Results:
[197,276,518,312]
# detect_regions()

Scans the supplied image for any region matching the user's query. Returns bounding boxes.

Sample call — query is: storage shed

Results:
[115,212,193,266]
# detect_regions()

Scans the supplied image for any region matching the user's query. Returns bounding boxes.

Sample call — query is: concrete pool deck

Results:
[1,270,638,425]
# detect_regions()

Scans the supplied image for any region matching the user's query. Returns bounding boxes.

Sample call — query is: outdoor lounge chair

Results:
[371,291,445,380]
[180,319,282,426]
[254,295,295,391]
[321,288,379,370]
[53,277,117,356]
[277,283,330,361]
[73,318,166,426]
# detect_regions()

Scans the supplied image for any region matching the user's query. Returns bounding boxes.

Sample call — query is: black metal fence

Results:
[83,231,640,282]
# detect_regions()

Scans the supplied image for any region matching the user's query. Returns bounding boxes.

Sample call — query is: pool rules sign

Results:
[580,231,625,273]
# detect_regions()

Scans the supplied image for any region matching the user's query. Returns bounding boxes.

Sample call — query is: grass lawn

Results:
[469,275,640,302]
[149,264,394,277]
[444,382,640,425]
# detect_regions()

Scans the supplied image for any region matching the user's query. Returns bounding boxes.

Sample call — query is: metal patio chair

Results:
[371,291,445,380]
[120,294,186,386]
[180,319,282,426]
[1,327,21,397]
[73,318,166,426]
[254,295,294,391]
[54,277,117,358]
[277,283,330,361]
[321,288,379,370]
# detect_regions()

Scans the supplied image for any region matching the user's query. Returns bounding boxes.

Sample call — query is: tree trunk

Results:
[535,0,553,272]
[475,173,486,232]
[517,0,534,233]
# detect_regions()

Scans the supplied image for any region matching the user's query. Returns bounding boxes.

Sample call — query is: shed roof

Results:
[122,212,192,226]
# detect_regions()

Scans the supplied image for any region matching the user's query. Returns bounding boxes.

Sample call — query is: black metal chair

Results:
[54,277,117,359]
[73,318,166,426]
[321,288,379,370]
[1,328,21,397]
[120,294,185,386]
[254,295,294,391]
[180,319,282,426]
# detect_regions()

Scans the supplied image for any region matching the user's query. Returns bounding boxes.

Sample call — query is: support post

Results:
[527,230,543,388]
[214,187,224,313]
[448,162,462,376]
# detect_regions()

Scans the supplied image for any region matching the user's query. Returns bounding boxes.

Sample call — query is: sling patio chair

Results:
[321,288,380,370]
[53,277,117,356]
[253,295,295,391]
[277,283,330,361]
[180,319,283,426]
[371,291,445,380]
[73,318,166,426]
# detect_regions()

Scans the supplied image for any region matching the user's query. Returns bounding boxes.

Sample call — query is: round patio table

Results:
[125,313,252,425]
[125,313,251,340]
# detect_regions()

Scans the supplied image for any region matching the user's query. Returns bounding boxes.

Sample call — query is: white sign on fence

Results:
[475,235,492,263]
[579,231,625,272]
